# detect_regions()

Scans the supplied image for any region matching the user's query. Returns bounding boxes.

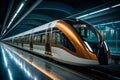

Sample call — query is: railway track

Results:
[58,63,120,80]
[84,66,120,80]
[88,65,120,80]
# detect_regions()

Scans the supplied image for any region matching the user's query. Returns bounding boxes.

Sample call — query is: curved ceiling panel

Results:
[18,24,39,28]
[37,1,78,15]
[1,0,119,39]
[20,19,42,26]
[25,14,54,22]
[31,9,70,19]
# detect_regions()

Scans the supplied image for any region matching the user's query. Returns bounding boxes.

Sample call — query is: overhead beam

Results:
[67,1,120,19]
[3,0,43,39]
[15,24,37,29]
[1,0,14,35]
[37,1,78,15]
[20,19,42,26]
[26,14,54,22]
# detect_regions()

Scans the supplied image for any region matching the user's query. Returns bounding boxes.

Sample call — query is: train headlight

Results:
[84,41,93,52]
[104,41,108,51]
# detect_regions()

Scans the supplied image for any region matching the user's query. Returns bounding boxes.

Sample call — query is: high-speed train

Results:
[3,19,111,65]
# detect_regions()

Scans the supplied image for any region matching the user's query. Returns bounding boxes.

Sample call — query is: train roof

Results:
[3,20,59,40]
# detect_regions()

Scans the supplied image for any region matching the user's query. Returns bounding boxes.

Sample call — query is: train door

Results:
[30,34,33,50]
[45,28,52,55]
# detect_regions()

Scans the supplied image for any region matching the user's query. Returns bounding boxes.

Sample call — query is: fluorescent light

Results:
[76,8,109,19]
[3,29,7,35]
[16,3,24,14]
[112,4,120,8]
[76,3,120,19]
[7,21,12,29]
[12,13,17,20]
[89,8,109,15]
[6,2,24,29]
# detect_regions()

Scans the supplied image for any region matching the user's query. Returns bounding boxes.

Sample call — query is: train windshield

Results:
[72,23,99,43]
[68,20,101,53]
[64,19,100,43]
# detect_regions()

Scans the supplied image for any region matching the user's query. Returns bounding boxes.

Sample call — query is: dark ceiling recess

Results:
[0,0,10,25]
[0,0,119,39]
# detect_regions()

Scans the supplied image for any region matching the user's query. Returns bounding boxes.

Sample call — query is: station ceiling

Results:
[0,0,119,39]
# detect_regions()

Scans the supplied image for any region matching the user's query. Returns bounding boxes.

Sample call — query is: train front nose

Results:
[84,41,109,65]
[96,42,109,65]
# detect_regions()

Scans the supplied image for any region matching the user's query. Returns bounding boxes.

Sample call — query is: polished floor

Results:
[0,44,52,80]
[0,43,93,80]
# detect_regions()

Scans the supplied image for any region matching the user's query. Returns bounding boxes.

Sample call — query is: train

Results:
[3,18,111,65]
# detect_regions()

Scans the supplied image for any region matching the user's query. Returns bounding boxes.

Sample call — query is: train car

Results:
[3,19,111,65]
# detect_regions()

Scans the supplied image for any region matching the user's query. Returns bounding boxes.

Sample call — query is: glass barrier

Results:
[94,21,120,55]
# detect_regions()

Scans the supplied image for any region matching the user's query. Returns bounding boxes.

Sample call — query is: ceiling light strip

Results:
[76,3,120,19]
[7,2,25,29]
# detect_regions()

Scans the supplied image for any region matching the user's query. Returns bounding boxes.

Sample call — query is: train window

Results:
[34,35,37,44]
[85,30,98,42]
[29,35,31,43]
[64,19,99,43]
[25,35,30,43]
[52,28,76,52]
[24,36,29,43]
[34,30,46,44]
[33,33,41,44]
[34,34,37,44]
[36,34,42,44]
[36,35,38,42]
[37,35,39,43]
[56,33,61,44]
[42,34,45,43]
[52,32,56,44]
[52,32,61,44]
[24,36,27,43]
[39,34,42,43]
[12,39,14,43]
[29,35,33,44]
[81,27,87,37]
[73,24,99,42]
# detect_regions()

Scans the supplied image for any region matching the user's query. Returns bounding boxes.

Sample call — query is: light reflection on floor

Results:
[1,45,52,80]
[1,43,94,80]
[1,46,13,80]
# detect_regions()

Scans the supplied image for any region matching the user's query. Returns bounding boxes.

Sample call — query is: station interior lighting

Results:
[76,3,120,19]
[94,21,120,26]
[1,2,120,39]
[2,2,25,36]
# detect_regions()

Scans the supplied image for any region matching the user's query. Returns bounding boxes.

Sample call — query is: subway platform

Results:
[0,43,94,80]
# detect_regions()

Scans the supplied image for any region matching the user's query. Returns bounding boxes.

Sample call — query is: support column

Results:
[21,38,24,48]
[30,35,33,50]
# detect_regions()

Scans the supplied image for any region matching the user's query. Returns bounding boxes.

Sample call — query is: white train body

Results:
[3,19,111,65]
